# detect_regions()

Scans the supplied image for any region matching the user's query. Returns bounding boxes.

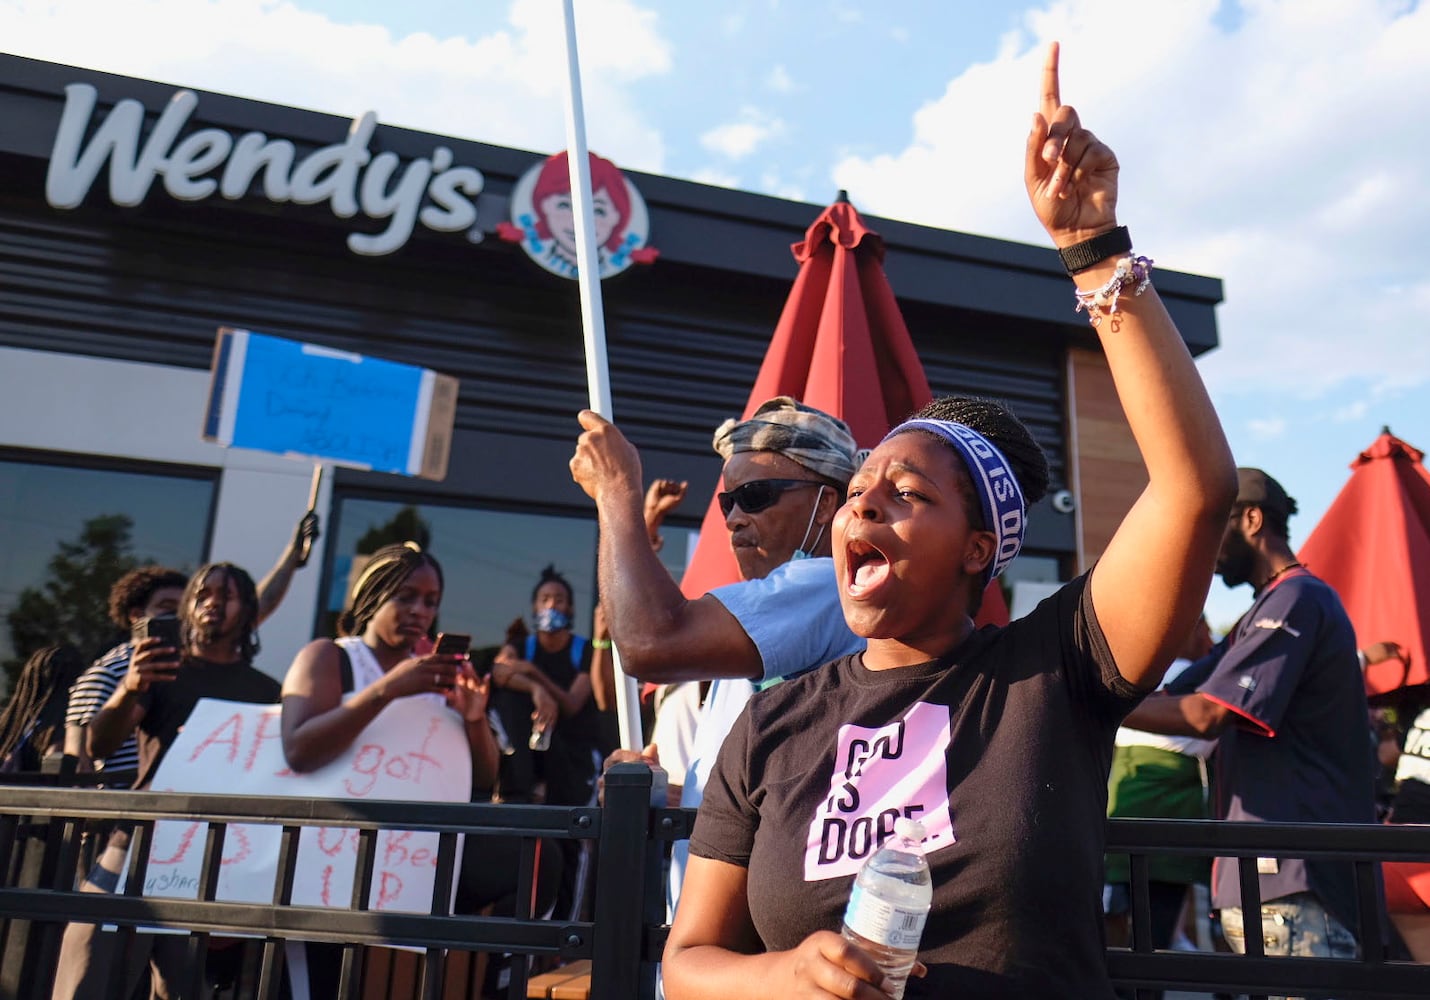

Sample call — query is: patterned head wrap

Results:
[712,396,858,486]
[340,541,444,637]
[884,418,1027,584]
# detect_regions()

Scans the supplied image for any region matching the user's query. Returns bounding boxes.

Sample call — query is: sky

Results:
[3,0,1427,633]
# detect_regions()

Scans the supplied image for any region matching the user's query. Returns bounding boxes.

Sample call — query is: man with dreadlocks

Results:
[62,509,319,783]
[53,562,282,1000]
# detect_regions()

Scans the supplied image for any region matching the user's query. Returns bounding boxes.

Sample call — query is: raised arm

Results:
[1026,42,1236,688]
[591,601,616,712]
[256,511,321,623]
[570,411,763,683]
[592,480,689,710]
[86,636,176,760]
[644,477,689,553]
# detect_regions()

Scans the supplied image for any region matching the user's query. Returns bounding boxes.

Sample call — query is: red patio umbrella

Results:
[1297,428,1430,696]
[677,192,1011,625]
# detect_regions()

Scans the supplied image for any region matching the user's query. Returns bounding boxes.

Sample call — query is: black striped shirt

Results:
[65,641,140,781]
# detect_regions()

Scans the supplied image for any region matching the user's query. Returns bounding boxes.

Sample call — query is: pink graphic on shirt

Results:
[804,701,955,881]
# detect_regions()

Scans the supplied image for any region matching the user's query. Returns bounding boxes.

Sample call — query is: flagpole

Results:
[559,0,643,753]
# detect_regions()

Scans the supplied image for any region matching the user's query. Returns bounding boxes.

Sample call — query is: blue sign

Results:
[203,328,456,480]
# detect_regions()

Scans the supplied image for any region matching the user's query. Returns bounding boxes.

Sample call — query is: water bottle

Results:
[487,708,516,756]
[840,816,932,999]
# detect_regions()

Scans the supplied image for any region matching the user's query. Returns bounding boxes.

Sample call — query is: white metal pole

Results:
[559,0,643,752]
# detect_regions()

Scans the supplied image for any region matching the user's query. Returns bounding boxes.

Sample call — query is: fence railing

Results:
[4,764,1430,999]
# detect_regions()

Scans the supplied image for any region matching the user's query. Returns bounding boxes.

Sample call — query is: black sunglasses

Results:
[717,478,823,517]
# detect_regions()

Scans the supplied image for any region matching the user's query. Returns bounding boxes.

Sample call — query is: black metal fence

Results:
[3,764,1430,999]
[1105,817,1430,999]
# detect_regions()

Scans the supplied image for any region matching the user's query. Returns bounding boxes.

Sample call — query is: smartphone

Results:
[433,632,471,656]
[132,614,182,651]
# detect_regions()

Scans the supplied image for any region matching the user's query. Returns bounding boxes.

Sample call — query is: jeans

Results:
[1220,891,1358,1000]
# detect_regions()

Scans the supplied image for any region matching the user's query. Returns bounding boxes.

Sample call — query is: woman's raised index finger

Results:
[1040,41,1061,119]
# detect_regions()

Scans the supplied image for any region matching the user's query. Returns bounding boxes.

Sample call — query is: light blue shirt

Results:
[669,556,864,918]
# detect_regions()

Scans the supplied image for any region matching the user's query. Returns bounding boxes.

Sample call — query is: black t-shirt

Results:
[133,656,281,790]
[691,574,1140,998]
[528,635,602,749]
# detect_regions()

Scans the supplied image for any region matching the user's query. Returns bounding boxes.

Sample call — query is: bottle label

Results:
[843,883,928,950]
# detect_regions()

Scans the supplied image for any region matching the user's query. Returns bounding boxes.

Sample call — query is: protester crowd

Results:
[3,40,1429,1000]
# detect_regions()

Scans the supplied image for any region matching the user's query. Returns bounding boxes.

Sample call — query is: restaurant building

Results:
[0,53,1224,678]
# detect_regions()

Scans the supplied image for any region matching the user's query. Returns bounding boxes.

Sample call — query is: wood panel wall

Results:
[1066,347,1147,573]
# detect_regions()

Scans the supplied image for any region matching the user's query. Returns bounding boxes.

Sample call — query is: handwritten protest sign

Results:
[136,697,470,914]
[202,327,458,480]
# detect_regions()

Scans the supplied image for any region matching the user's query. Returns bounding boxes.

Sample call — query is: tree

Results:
[355,505,432,554]
[4,514,139,694]
[315,505,435,640]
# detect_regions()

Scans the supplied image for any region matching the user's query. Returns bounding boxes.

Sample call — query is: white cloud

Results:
[0,0,674,171]
[766,64,796,94]
[1333,400,1370,423]
[831,0,1430,399]
[690,167,741,188]
[699,108,786,160]
[759,170,806,203]
[1246,417,1287,441]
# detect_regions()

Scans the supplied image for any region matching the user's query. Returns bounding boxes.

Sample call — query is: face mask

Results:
[534,607,572,633]
[791,485,829,562]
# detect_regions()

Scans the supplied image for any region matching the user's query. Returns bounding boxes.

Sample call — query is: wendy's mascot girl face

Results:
[496,151,658,279]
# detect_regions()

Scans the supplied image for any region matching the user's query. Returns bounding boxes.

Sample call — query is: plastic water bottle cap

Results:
[894,817,926,842]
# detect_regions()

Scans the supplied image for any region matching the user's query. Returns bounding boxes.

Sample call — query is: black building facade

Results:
[0,53,1223,674]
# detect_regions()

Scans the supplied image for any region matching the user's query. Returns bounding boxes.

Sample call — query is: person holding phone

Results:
[278,541,496,782]
[277,542,499,998]
[55,562,286,1000]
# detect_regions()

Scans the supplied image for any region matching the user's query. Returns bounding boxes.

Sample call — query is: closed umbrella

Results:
[1297,429,1430,695]
[677,192,1011,625]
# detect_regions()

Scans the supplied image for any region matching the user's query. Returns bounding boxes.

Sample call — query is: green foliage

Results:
[354,505,432,554]
[3,514,137,694]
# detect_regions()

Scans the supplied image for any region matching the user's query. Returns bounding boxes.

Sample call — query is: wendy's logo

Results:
[496,151,658,280]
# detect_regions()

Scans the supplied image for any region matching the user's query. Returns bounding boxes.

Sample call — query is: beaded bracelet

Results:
[1074,255,1154,326]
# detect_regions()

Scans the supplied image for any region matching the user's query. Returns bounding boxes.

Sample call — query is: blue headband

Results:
[884,419,1027,584]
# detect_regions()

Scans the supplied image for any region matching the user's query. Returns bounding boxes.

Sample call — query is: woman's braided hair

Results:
[0,643,85,767]
[339,542,444,638]
[904,396,1050,617]
[909,395,1051,517]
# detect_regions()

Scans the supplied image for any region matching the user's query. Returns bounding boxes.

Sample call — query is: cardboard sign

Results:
[202,327,458,479]
[137,697,471,914]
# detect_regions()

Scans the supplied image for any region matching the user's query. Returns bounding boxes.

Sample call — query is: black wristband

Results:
[1058,226,1131,275]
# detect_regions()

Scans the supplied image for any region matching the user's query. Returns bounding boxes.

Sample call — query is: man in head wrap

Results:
[571,396,866,919]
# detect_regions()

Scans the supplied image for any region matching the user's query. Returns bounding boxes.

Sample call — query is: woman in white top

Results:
[279,541,497,784]
[279,541,498,997]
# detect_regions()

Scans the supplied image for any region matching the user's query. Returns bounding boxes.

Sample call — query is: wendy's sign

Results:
[496,151,658,280]
[44,82,486,256]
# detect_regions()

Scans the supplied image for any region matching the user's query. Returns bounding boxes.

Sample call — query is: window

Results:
[0,453,216,668]
[323,498,603,650]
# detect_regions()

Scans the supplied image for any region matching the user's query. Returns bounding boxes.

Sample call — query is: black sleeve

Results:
[1031,571,1143,724]
[687,702,759,868]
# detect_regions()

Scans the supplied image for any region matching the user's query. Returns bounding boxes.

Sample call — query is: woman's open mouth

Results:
[845,538,890,598]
